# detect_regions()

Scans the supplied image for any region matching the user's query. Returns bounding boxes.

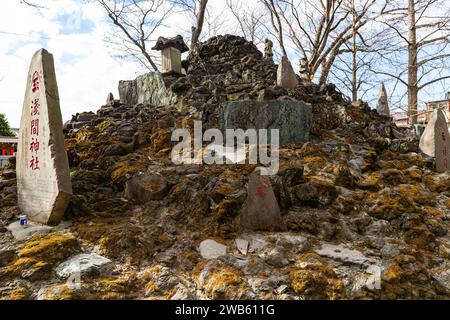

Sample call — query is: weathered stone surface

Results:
[199,239,227,259]
[240,169,283,231]
[376,82,390,117]
[419,109,450,172]
[17,49,72,225]
[118,72,178,107]
[6,220,71,241]
[221,100,312,145]
[315,243,378,266]
[277,56,298,90]
[55,253,114,279]
[106,92,114,105]
[235,238,249,255]
[124,172,170,204]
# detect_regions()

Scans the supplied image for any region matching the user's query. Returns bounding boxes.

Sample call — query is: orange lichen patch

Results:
[404,226,435,249]
[405,167,423,181]
[396,184,435,206]
[151,128,172,151]
[303,156,327,170]
[381,263,433,299]
[355,172,382,190]
[290,263,346,300]
[0,288,30,300]
[366,188,415,220]
[214,199,240,221]
[422,206,445,218]
[75,126,97,143]
[110,154,150,184]
[424,175,450,193]
[17,233,80,263]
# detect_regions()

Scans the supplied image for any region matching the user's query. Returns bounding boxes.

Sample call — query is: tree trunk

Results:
[191,0,208,50]
[408,0,418,124]
[351,0,358,102]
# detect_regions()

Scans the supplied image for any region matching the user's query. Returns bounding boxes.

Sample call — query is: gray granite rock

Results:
[118,72,178,106]
[199,239,227,259]
[55,253,114,279]
[221,100,312,146]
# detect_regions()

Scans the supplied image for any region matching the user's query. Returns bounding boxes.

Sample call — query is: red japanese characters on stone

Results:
[256,185,266,197]
[29,138,40,153]
[32,71,40,93]
[31,119,39,135]
[29,155,40,171]
[30,98,40,116]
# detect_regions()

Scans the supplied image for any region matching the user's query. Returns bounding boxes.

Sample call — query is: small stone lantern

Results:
[152,35,189,75]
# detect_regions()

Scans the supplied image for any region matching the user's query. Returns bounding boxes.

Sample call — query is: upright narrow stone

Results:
[419,109,450,172]
[277,56,298,90]
[240,169,283,231]
[106,92,114,106]
[376,83,390,117]
[17,49,72,225]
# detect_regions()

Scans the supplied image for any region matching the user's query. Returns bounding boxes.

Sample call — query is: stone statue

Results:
[264,39,273,60]
[299,57,310,81]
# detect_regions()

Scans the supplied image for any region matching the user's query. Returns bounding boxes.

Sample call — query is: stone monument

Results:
[419,108,450,172]
[221,100,312,146]
[264,39,273,60]
[277,56,298,90]
[152,35,189,74]
[299,57,310,81]
[17,49,72,225]
[240,168,283,231]
[376,82,390,117]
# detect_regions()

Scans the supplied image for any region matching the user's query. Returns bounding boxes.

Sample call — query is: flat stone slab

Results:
[6,220,71,241]
[315,243,378,266]
[17,49,72,225]
[220,100,312,146]
[55,253,114,279]
[199,240,227,259]
[235,239,249,255]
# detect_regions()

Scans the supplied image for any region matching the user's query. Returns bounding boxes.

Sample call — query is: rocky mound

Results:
[0,35,448,300]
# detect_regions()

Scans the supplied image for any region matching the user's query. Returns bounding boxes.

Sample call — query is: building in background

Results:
[0,128,19,168]
[393,92,450,128]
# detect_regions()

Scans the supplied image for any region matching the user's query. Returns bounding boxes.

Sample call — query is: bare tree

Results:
[170,0,209,49]
[226,0,265,46]
[378,0,450,124]
[261,0,288,57]
[98,0,173,71]
[261,0,387,85]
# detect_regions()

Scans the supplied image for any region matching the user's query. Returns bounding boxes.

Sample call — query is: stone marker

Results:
[299,57,310,81]
[17,49,72,225]
[419,109,450,172]
[106,92,114,105]
[376,82,390,117]
[240,169,283,231]
[277,56,298,90]
[264,39,273,60]
[152,35,189,74]
[221,100,312,146]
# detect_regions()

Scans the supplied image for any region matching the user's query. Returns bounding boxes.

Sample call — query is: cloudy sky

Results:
[0,0,448,128]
